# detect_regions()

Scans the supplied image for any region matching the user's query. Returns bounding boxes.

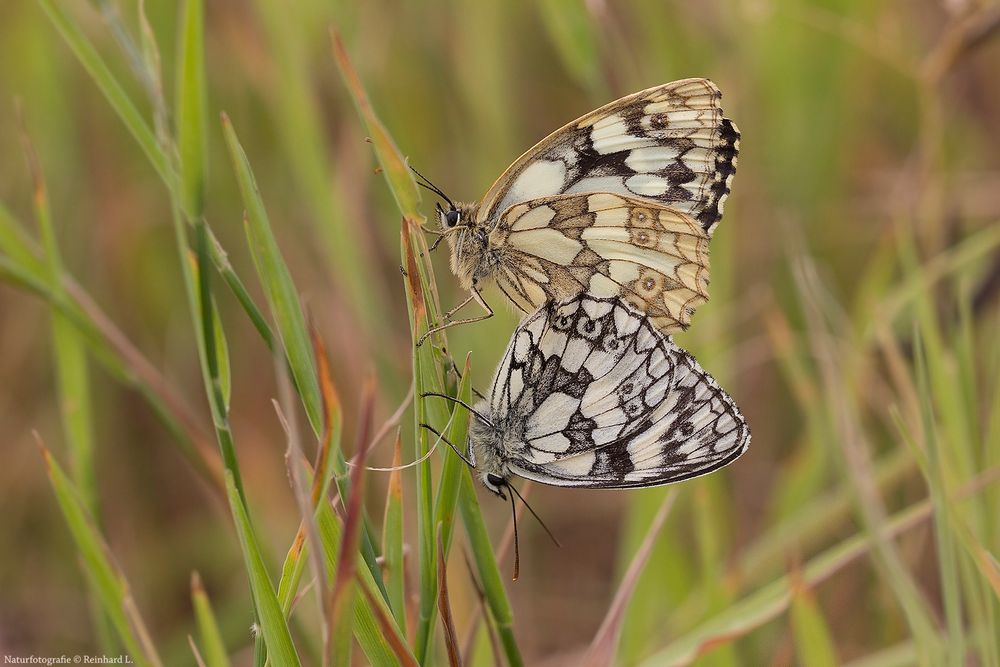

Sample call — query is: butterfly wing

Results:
[491,192,710,332]
[477,78,739,236]
[502,296,749,489]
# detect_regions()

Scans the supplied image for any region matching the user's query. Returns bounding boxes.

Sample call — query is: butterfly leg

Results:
[426,234,446,253]
[416,287,494,346]
[416,226,447,256]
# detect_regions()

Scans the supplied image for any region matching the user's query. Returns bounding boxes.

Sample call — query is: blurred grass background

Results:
[1,0,999,665]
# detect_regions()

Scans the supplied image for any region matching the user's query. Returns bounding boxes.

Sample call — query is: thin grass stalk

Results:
[437,525,464,667]
[458,471,524,667]
[19,115,110,651]
[275,373,331,661]
[585,489,679,667]
[327,381,376,666]
[40,443,163,667]
[788,568,839,667]
[191,572,232,667]
[37,0,280,362]
[382,433,407,633]
[640,465,1000,666]
[224,471,302,666]
[794,256,941,659]
[223,114,387,601]
[0,239,223,491]
[912,333,966,664]
[458,487,529,665]
[18,116,97,515]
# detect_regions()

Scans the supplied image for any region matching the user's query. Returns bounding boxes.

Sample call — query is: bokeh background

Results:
[1,0,999,665]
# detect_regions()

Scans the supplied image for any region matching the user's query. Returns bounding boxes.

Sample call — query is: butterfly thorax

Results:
[468,400,526,493]
[441,203,506,291]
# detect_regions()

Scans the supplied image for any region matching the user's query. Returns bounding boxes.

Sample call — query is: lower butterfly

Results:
[446,294,750,495]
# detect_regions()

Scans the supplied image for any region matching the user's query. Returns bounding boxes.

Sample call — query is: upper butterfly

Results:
[422,78,739,341]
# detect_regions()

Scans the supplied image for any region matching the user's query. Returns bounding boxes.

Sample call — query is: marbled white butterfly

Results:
[458,294,749,495]
[419,78,739,342]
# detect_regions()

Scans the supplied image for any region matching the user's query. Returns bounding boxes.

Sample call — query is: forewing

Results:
[493,193,711,332]
[477,78,739,235]
[506,296,749,488]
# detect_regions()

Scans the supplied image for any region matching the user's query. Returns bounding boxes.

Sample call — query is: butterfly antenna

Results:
[418,422,475,468]
[507,483,561,548]
[507,484,520,581]
[410,165,456,209]
[421,392,494,429]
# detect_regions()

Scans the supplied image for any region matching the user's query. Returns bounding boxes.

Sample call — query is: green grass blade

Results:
[331,31,420,220]
[191,572,232,667]
[413,352,474,655]
[585,490,678,667]
[434,353,474,552]
[40,445,163,667]
[436,525,462,667]
[315,501,414,666]
[221,115,388,644]
[639,467,1000,667]
[382,433,407,633]
[789,572,839,667]
[357,574,421,667]
[221,114,323,437]
[0,202,46,277]
[412,347,440,665]
[36,0,172,185]
[403,225,453,661]
[224,471,301,667]
[328,388,375,667]
[175,0,208,218]
[38,0,276,363]
[21,120,112,651]
[458,470,524,667]
[912,332,966,664]
[20,122,97,514]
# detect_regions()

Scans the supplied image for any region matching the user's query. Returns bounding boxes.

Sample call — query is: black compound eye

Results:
[486,473,505,487]
[444,209,461,228]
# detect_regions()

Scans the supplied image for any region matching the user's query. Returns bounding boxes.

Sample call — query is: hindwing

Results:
[491,193,711,332]
[490,295,749,489]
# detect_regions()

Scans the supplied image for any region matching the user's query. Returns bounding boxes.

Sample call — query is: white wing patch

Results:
[503,160,568,209]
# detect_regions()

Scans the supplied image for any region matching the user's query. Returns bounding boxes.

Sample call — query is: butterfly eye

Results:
[444,209,461,228]
[486,473,505,487]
